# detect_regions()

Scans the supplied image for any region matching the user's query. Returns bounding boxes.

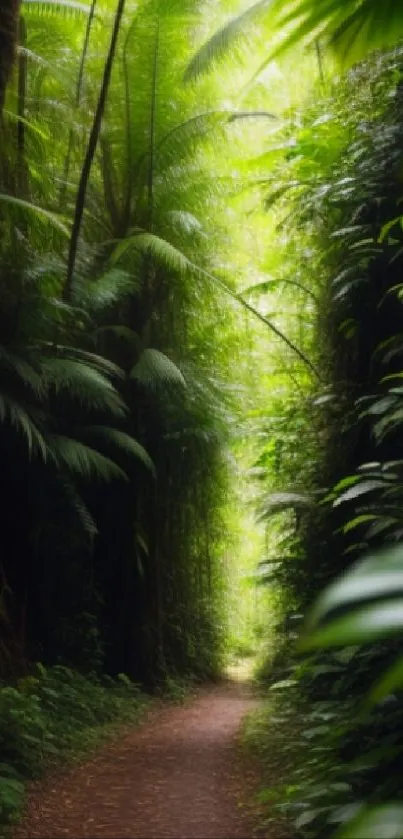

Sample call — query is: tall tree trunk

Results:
[0,0,21,114]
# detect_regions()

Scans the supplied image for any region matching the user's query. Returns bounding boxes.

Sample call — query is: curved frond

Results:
[185,1,270,80]
[0,195,69,236]
[0,395,47,460]
[72,269,140,313]
[131,349,186,391]
[85,426,156,476]
[0,348,43,396]
[49,435,127,482]
[42,358,126,417]
[23,0,92,16]
[273,0,403,67]
[40,346,124,381]
[114,231,190,275]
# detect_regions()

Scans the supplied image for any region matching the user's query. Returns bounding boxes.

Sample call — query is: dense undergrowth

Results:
[0,665,145,827]
[235,29,403,839]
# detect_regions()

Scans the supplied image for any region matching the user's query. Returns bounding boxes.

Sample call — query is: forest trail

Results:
[14,680,263,839]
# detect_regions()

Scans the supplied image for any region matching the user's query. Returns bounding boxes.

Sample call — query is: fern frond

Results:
[42,358,126,417]
[273,0,403,67]
[61,478,98,542]
[0,395,48,460]
[40,346,124,380]
[72,269,140,313]
[49,435,127,482]
[0,195,69,236]
[0,348,44,396]
[114,231,190,275]
[131,349,186,391]
[23,0,92,16]
[85,427,156,476]
[185,0,270,80]
[165,210,204,237]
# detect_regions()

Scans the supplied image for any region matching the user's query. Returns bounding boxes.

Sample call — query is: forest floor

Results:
[12,679,279,839]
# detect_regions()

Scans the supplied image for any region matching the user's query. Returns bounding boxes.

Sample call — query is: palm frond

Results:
[85,426,156,476]
[49,435,127,482]
[0,395,48,460]
[42,357,126,417]
[131,349,186,391]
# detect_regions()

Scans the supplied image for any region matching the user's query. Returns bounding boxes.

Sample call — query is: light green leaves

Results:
[187,0,403,83]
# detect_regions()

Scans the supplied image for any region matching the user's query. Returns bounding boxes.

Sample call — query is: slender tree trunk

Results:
[63,0,126,301]
[59,0,97,209]
[17,16,28,196]
[0,0,21,114]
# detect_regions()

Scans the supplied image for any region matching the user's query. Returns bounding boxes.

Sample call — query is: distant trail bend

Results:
[14,681,263,839]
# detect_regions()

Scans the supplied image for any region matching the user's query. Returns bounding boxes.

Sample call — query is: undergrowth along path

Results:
[14,680,263,839]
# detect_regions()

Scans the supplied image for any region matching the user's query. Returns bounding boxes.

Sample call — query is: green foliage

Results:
[0,0,260,696]
[0,664,145,826]
[234,28,403,839]
[188,0,403,79]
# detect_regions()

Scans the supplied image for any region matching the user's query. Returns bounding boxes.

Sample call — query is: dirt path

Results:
[14,681,261,839]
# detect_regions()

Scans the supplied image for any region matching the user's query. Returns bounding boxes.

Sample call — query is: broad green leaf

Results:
[301,600,403,651]
[336,804,403,839]
[334,480,387,506]
[307,546,403,627]
[342,514,379,534]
